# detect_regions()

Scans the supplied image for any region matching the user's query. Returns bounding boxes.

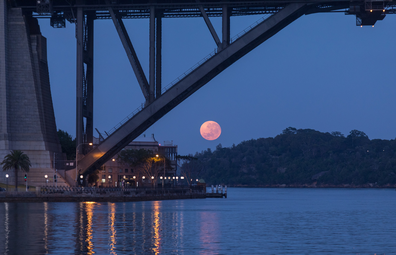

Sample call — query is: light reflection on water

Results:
[0,188,395,254]
[152,201,161,254]
[85,202,95,254]
[199,212,219,254]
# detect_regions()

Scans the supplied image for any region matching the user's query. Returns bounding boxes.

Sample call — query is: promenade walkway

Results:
[0,186,206,202]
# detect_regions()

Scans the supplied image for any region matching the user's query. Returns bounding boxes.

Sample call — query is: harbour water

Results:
[0,188,395,254]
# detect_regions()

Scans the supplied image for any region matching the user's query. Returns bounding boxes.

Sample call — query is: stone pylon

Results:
[0,1,67,188]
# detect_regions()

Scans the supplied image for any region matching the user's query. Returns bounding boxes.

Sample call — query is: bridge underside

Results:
[10,0,396,183]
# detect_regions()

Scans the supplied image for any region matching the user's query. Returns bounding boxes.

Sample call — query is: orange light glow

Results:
[152,201,162,254]
[85,202,96,254]
[109,203,117,255]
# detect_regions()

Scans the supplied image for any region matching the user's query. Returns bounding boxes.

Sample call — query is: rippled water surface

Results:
[0,188,395,254]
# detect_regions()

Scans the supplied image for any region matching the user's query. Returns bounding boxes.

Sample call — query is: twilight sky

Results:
[38,11,396,156]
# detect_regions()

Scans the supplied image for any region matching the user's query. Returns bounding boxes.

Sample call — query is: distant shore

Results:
[226,184,396,188]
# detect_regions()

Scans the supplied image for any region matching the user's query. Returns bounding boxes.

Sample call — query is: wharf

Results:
[206,185,227,198]
[0,187,206,203]
[206,193,227,198]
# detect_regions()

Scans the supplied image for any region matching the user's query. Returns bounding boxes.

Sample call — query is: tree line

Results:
[182,128,396,187]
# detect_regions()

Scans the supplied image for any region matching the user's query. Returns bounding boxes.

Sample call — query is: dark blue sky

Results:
[38,12,396,156]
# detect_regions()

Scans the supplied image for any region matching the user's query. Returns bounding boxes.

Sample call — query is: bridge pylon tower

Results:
[0,0,62,187]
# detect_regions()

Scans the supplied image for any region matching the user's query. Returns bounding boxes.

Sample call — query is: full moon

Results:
[200,121,221,141]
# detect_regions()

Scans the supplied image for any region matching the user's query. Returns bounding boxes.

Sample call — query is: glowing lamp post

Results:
[76,142,93,184]
[5,174,8,191]
[133,176,138,188]
[156,154,166,189]
[44,175,48,186]
[108,175,111,187]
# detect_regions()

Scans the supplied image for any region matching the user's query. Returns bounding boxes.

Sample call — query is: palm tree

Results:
[1,150,31,191]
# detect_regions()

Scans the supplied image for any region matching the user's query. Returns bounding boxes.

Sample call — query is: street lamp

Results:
[108,175,111,187]
[156,154,166,188]
[80,175,84,185]
[133,175,137,187]
[76,142,93,183]
[5,174,8,191]
[44,175,48,186]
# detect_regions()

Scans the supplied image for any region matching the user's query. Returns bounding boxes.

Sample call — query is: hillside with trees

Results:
[183,128,396,187]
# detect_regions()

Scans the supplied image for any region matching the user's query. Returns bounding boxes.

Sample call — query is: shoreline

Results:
[226,184,396,188]
[0,187,208,203]
[0,193,206,203]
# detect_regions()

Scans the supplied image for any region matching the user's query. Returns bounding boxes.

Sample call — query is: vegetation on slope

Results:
[183,128,396,187]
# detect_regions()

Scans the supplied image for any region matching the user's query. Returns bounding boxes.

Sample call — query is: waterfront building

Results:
[96,134,178,187]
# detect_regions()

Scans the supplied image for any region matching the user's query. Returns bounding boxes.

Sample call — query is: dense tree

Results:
[1,150,31,191]
[185,128,396,187]
[118,149,165,187]
[177,155,198,185]
[57,130,76,160]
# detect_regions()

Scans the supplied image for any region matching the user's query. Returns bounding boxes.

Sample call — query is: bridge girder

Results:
[14,0,396,19]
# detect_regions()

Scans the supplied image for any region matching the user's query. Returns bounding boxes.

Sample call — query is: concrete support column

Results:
[0,7,63,186]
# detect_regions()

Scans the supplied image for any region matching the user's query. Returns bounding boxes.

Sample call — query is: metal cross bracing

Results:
[14,1,396,19]
[10,0,396,184]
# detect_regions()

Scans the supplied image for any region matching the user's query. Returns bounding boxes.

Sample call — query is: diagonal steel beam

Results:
[195,0,221,46]
[78,3,310,176]
[107,2,150,101]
